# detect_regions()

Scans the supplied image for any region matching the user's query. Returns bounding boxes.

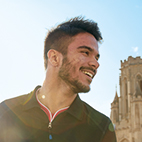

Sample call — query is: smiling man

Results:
[58,32,99,93]
[0,17,116,142]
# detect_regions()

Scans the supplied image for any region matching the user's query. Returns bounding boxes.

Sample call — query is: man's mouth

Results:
[82,70,94,79]
[80,67,96,79]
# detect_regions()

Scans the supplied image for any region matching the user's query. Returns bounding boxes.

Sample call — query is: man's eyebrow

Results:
[77,46,93,51]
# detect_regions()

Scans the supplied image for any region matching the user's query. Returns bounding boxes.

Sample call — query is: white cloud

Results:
[132,47,138,52]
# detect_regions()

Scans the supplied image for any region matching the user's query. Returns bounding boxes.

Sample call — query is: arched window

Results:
[135,104,140,127]
[121,138,129,142]
[124,78,128,113]
[136,74,142,92]
[113,110,118,122]
[140,80,142,92]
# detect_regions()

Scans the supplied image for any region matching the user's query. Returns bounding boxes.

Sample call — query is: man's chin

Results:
[73,84,90,93]
[80,87,90,93]
[79,82,91,93]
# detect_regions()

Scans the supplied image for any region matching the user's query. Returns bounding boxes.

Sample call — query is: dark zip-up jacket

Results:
[0,86,116,142]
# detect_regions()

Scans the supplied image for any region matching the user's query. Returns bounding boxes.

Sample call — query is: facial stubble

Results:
[58,56,90,93]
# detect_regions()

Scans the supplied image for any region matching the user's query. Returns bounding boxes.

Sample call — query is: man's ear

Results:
[47,49,61,67]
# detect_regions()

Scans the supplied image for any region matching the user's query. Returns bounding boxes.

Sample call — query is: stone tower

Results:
[110,56,142,142]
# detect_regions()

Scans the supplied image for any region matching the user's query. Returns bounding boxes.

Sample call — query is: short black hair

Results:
[44,16,103,69]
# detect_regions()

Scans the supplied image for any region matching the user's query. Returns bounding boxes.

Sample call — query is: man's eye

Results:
[81,51,89,55]
[85,52,89,55]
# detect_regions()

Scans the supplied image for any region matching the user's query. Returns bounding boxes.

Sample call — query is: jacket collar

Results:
[66,95,84,121]
[23,86,84,121]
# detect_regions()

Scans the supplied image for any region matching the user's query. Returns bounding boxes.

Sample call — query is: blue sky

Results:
[0,0,142,117]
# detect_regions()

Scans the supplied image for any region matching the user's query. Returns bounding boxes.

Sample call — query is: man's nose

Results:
[88,58,100,69]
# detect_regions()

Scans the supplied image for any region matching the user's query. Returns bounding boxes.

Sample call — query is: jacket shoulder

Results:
[82,101,112,129]
[82,101,116,141]
[0,91,33,117]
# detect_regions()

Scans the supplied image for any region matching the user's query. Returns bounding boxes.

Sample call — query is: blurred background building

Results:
[110,56,142,142]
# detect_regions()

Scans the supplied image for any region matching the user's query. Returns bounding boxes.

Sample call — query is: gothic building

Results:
[110,56,142,142]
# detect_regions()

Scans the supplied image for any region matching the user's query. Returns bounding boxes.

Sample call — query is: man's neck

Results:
[37,78,77,114]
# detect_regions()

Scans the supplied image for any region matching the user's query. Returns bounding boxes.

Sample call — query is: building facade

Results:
[110,56,142,142]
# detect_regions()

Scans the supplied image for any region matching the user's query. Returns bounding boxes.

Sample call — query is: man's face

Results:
[58,32,100,93]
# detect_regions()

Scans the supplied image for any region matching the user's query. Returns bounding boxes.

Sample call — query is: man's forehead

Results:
[68,32,99,49]
[73,32,97,40]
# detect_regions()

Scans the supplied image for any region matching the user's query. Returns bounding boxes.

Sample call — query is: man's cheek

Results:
[70,56,83,64]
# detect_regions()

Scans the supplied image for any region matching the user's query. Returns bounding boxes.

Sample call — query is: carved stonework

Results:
[110,56,142,142]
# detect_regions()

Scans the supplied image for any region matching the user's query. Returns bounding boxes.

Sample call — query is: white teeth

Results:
[82,71,93,78]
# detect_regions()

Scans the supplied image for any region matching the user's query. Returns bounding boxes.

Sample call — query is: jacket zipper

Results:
[47,107,69,140]
[36,92,69,140]
[48,121,52,140]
